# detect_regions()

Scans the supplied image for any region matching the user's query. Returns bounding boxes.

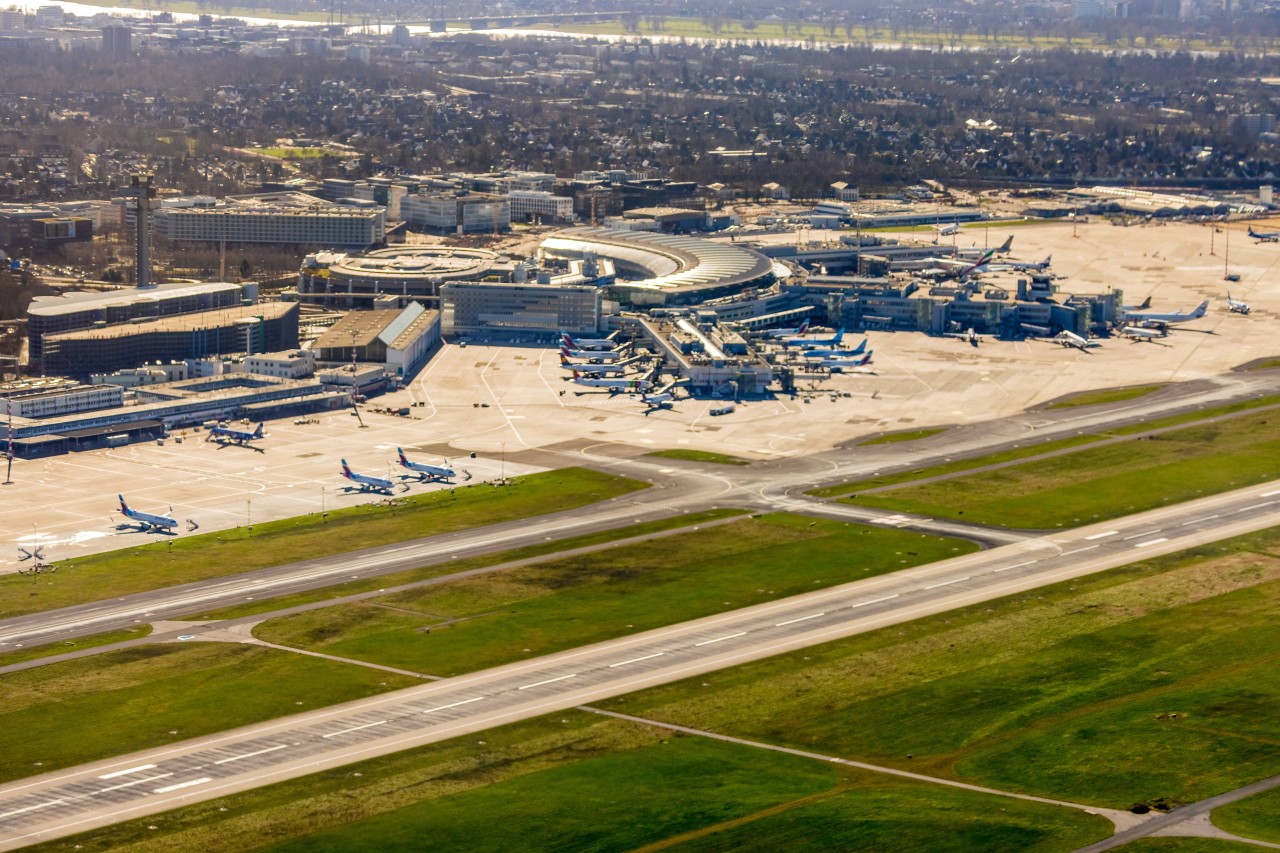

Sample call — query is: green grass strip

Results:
[1213,787,1280,844]
[0,626,151,668]
[253,514,977,677]
[0,468,647,620]
[1045,384,1166,410]
[645,449,751,465]
[858,427,947,445]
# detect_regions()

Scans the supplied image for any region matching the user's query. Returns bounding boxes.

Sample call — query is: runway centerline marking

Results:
[1084,531,1117,540]
[1124,530,1162,540]
[0,799,65,819]
[98,764,155,780]
[850,594,899,607]
[1061,545,1099,556]
[609,652,664,668]
[213,744,289,765]
[1134,538,1169,548]
[776,613,824,627]
[694,632,747,647]
[924,577,968,589]
[993,559,1037,573]
[95,774,173,795]
[153,777,212,794]
[517,674,576,690]
[321,720,387,739]
[1238,501,1276,513]
[421,697,484,714]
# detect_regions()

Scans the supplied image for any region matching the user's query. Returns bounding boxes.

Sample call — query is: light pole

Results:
[500,442,506,483]
[246,499,252,537]
[320,486,326,521]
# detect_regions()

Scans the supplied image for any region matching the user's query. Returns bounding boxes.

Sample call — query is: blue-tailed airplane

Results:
[118,495,179,533]
[397,448,455,481]
[340,459,395,493]
[784,328,846,349]
[1248,226,1279,243]
[560,331,617,351]
[208,422,265,445]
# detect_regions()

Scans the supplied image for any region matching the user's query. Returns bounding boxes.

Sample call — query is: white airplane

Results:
[340,458,395,492]
[1124,299,1210,327]
[1120,325,1163,341]
[640,390,676,410]
[1248,226,1279,243]
[560,344,623,362]
[1053,330,1098,351]
[560,331,617,351]
[794,339,866,359]
[932,222,960,240]
[805,352,875,373]
[570,371,653,392]
[557,348,636,374]
[1227,292,1251,315]
[920,248,995,281]
[783,328,847,349]
[946,327,987,346]
[117,494,179,533]
[763,319,810,339]
[956,235,1014,259]
[207,422,265,445]
[1123,296,1152,312]
[991,255,1051,272]
[396,448,455,481]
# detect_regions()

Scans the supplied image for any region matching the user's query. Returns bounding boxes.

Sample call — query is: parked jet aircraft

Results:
[1227,292,1252,315]
[932,222,960,239]
[560,344,623,362]
[570,371,653,392]
[1120,325,1163,341]
[560,331,618,351]
[993,255,1052,272]
[1053,330,1098,351]
[921,249,995,280]
[117,495,179,532]
[640,390,676,410]
[1124,299,1210,328]
[805,352,875,373]
[946,327,988,346]
[396,448,455,481]
[208,422,265,445]
[956,235,1014,259]
[783,328,846,349]
[340,459,395,492]
[1248,226,1279,243]
[763,319,810,339]
[558,349,633,374]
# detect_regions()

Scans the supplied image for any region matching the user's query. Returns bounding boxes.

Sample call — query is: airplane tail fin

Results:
[797,319,810,335]
[1043,255,1051,267]
[253,423,265,438]
[998,235,1013,253]
[118,494,129,514]
[859,352,873,365]
[397,448,409,467]
[341,459,353,478]
[848,339,866,356]
[833,328,845,344]
[1195,299,1209,317]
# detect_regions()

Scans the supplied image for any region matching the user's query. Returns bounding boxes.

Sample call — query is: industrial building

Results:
[312,302,440,378]
[41,302,300,379]
[0,204,93,252]
[27,281,247,362]
[439,280,604,338]
[152,192,387,249]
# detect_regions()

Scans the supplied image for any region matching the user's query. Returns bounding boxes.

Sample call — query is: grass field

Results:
[0,626,150,668]
[0,468,646,619]
[645,448,750,465]
[250,146,328,160]
[1119,842,1263,852]
[1045,384,1165,410]
[192,508,747,621]
[601,527,1280,811]
[31,718,1109,853]
[1213,787,1280,843]
[858,427,947,445]
[840,409,1280,528]
[254,514,977,677]
[0,644,417,784]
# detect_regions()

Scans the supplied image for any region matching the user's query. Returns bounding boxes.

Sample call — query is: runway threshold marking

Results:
[694,632,747,647]
[0,799,65,819]
[152,777,211,794]
[1134,538,1169,548]
[517,673,576,690]
[609,652,664,668]
[322,720,388,739]
[421,697,484,714]
[98,764,155,780]
[775,612,824,627]
[213,744,289,765]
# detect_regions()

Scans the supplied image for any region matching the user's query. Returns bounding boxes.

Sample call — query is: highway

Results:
[1,479,1277,849]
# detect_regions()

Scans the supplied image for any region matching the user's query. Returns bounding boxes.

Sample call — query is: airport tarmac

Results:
[0,219,1276,564]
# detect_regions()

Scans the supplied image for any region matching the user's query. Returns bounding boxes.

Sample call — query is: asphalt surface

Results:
[0,479,1277,849]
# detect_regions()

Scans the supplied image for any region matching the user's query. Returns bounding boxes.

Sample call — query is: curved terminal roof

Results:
[307,246,501,284]
[540,227,779,303]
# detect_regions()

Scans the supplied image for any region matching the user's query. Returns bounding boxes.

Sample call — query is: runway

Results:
[1,479,1276,849]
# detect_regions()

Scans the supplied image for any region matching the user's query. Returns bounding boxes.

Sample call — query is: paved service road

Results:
[1,480,1277,850]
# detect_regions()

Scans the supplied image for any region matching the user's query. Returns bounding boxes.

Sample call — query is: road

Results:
[0,479,1277,849]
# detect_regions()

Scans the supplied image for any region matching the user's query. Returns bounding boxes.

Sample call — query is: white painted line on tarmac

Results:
[1084,531,1118,540]
[993,559,1037,573]
[776,613,824,627]
[850,594,899,607]
[1134,538,1168,548]
[1061,545,1100,556]
[694,632,747,647]
[213,744,289,765]
[1124,530,1162,541]
[422,697,484,714]
[517,673,576,690]
[924,577,968,590]
[0,799,65,819]
[152,777,212,794]
[1261,489,1280,497]
[1181,515,1219,526]
[98,764,155,780]
[1237,501,1276,513]
[95,774,172,795]
[609,652,664,668]
[321,720,388,739]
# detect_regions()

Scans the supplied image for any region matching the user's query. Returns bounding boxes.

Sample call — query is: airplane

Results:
[1120,325,1163,341]
[396,448,455,481]
[946,327,988,346]
[117,494,179,533]
[992,255,1051,272]
[560,331,617,351]
[560,344,623,362]
[791,338,867,359]
[932,222,960,240]
[207,422,265,445]
[17,546,45,562]
[640,390,676,410]
[783,328,847,349]
[340,458,395,493]
[805,352,875,373]
[570,371,653,392]
[1124,299,1210,328]
[920,248,995,281]
[557,349,633,374]
[1123,296,1152,312]
[1227,292,1252,315]
[1248,226,1279,243]
[763,319,810,339]
[1052,330,1098,351]
[956,235,1014,259]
